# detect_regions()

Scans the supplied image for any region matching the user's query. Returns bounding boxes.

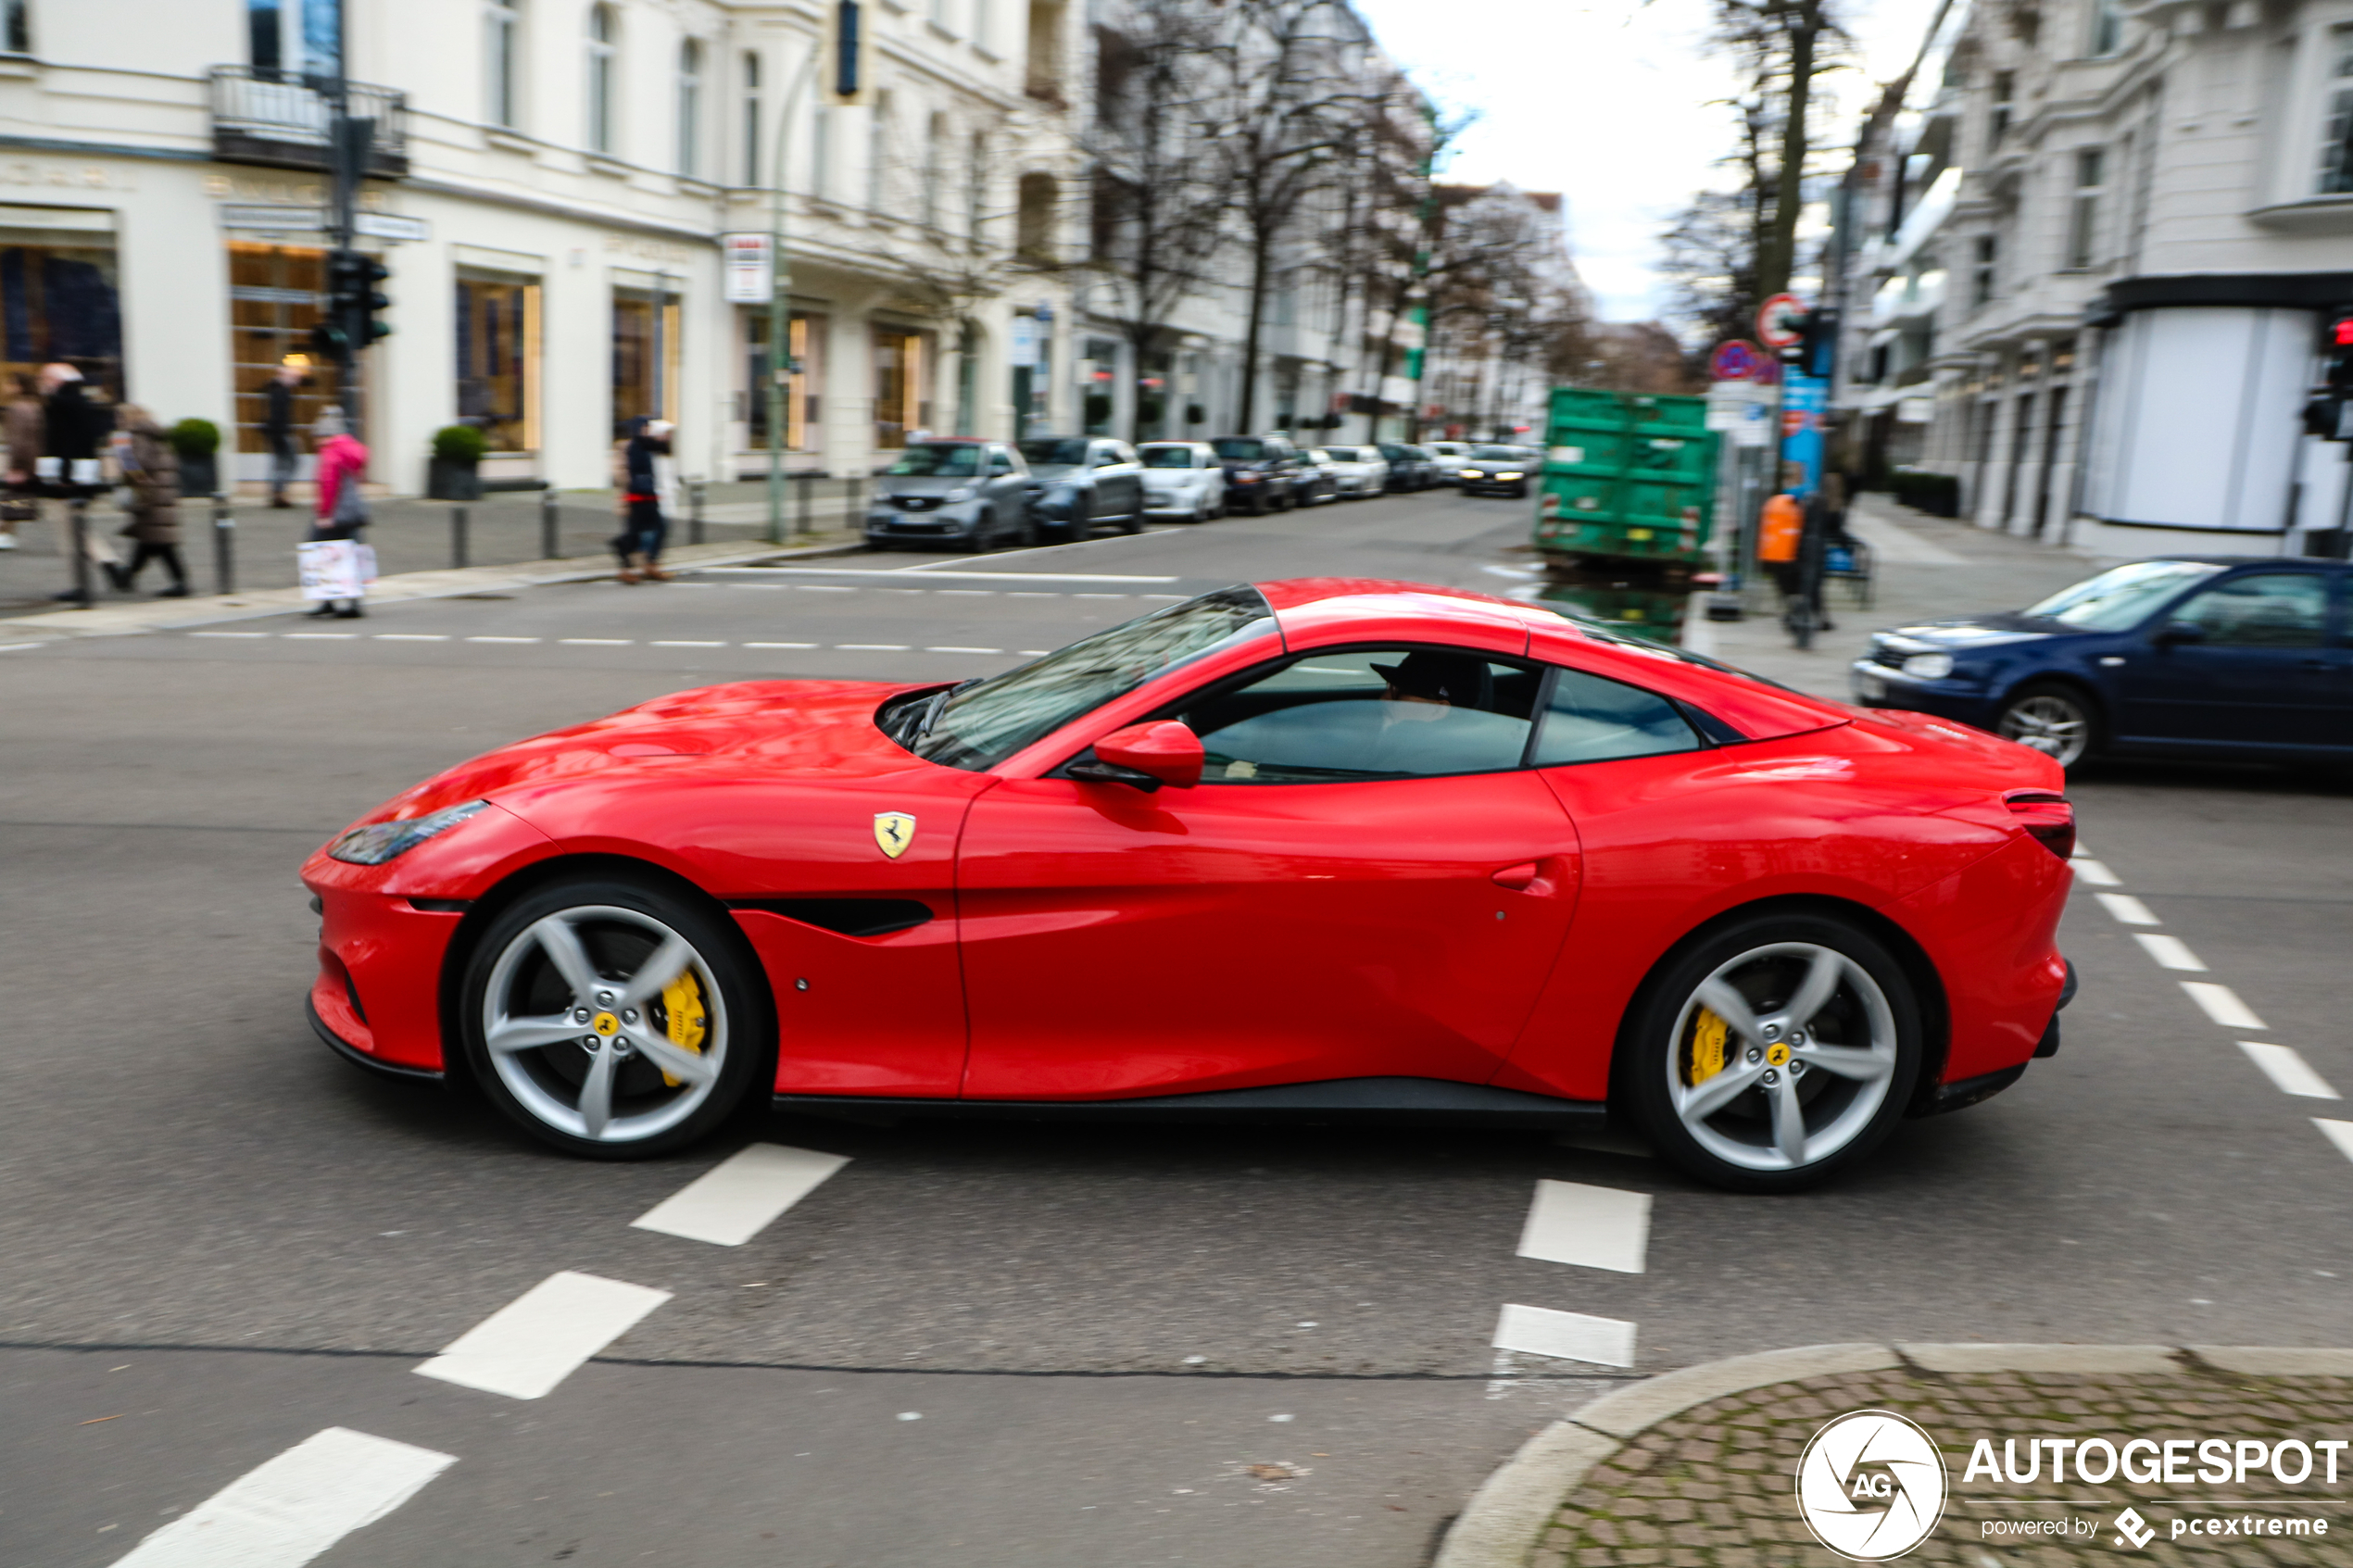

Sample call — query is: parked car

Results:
[1317,445,1391,498]
[1378,443,1439,491]
[1455,444,1539,498]
[1850,556,2353,771]
[1426,440,1471,482]
[1209,435,1304,514]
[864,439,1037,552]
[1137,441,1227,522]
[1016,437,1145,540]
[1293,449,1342,507]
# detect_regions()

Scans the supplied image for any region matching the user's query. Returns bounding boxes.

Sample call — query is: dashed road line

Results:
[2094,892,2158,925]
[745,641,817,648]
[190,630,268,638]
[2314,1121,2353,1163]
[415,1270,670,1400]
[2238,1042,2341,1100]
[2070,855,2121,887]
[837,643,910,651]
[107,1426,455,1568]
[559,637,632,645]
[1516,1180,1650,1274]
[0,641,41,651]
[1491,1303,1637,1368]
[465,635,541,644]
[925,645,1002,654]
[2180,981,2265,1030]
[373,633,448,642]
[631,1143,850,1247]
[651,639,725,647]
[283,632,356,640]
[2133,933,2206,972]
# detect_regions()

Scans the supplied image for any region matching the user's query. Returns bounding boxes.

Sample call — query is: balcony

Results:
[208,66,409,177]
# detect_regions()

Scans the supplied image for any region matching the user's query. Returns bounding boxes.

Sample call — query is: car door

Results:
[2111,570,2349,751]
[984,445,1024,521]
[954,643,1583,1098]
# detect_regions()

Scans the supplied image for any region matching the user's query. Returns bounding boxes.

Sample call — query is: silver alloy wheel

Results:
[1665,942,1899,1173]
[480,904,726,1145]
[1998,694,2091,768]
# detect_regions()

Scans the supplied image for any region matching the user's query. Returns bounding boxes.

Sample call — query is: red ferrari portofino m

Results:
[302,580,2076,1191]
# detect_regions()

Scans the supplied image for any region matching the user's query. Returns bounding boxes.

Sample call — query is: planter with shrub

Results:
[169,418,221,499]
[427,424,487,500]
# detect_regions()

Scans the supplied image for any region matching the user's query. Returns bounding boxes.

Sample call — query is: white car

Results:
[1426,440,1471,483]
[1315,445,1391,498]
[1137,442,1227,522]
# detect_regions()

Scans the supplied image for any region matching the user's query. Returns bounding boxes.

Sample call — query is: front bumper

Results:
[867,501,983,541]
[1847,659,1996,725]
[1462,479,1528,495]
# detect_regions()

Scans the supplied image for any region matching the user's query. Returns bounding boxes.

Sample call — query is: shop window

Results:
[228,240,341,452]
[456,270,539,453]
[874,327,928,450]
[0,216,121,404]
[611,285,678,436]
[745,309,823,450]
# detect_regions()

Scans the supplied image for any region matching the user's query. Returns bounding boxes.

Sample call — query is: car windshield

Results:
[1017,438,1089,467]
[2020,560,2226,630]
[1470,445,1529,461]
[887,585,1278,771]
[886,443,983,477]
[1140,446,1197,469]
[1212,438,1269,460]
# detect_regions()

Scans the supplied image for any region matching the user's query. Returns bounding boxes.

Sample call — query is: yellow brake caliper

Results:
[1687,1007,1729,1086]
[659,970,708,1088]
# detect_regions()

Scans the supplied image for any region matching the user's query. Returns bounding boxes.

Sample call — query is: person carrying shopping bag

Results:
[40,361,118,602]
[307,407,371,619]
[106,405,189,597]
[609,417,674,583]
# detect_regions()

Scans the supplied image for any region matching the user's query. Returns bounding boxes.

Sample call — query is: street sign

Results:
[1708,340,1765,382]
[1755,293,1805,348]
[723,233,773,304]
[354,213,429,243]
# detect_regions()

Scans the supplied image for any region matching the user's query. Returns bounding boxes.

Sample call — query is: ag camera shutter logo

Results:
[1796,1410,1949,1561]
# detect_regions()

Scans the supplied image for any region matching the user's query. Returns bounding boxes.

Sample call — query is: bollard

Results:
[796,470,814,537]
[689,479,706,546]
[539,486,559,559]
[70,496,93,608]
[848,474,863,534]
[451,504,469,570]
[212,493,234,595]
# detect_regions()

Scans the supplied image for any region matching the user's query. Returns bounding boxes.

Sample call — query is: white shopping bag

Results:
[298,538,366,601]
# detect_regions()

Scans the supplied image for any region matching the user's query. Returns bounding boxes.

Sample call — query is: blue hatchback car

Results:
[1851,557,2353,771]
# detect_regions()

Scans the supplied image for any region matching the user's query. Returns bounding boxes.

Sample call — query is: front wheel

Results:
[459,876,770,1159]
[1995,682,2100,771]
[1617,912,1922,1193]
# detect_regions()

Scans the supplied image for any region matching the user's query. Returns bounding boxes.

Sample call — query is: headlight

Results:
[1460,469,1482,478]
[1497,471,1524,481]
[944,486,975,503]
[328,800,490,866]
[1901,652,1955,680]
[1233,471,1260,483]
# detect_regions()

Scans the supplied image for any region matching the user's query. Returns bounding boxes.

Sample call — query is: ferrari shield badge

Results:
[874,811,916,859]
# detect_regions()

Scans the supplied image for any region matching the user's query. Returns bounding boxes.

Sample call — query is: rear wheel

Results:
[1618,911,1921,1193]
[1996,682,2100,771]
[459,876,770,1159]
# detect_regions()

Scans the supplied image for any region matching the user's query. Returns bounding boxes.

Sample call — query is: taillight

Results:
[2006,792,2075,861]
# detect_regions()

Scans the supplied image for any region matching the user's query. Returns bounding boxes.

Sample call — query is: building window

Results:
[586,3,617,155]
[867,89,892,214]
[2089,0,2122,56]
[812,104,831,199]
[1016,171,1054,261]
[1990,70,2015,152]
[456,270,539,453]
[485,0,519,128]
[922,112,946,228]
[973,0,991,50]
[248,0,338,81]
[4,1,30,55]
[2067,147,2105,268]
[967,131,988,244]
[874,327,928,449]
[742,52,761,186]
[229,241,338,452]
[2322,26,2353,194]
[1971,233,1998,306]
[931,0,952,31]
[677,38,704,177]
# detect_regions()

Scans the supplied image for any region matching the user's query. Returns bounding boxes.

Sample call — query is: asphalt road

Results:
[3,489,2348,1567]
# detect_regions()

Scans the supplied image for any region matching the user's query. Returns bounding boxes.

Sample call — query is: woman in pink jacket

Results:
[308,408,369,619]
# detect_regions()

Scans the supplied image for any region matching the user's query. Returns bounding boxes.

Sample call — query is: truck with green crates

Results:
[1533,387,1719,570]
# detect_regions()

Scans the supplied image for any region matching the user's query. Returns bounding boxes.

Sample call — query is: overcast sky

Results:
[1353,0,1944,326]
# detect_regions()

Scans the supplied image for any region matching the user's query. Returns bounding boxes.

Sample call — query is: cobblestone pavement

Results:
[1541,1364,2353,1565]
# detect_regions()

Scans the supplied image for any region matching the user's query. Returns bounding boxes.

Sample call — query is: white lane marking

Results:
[1074,593,1130,599]
[925,645,1002,654]
[745,641,817,648]
[107,1426,455,1568]
[935,588,994,596]
[465,635,541,644]
[1491,1303,1637,1368]
[560,637,634,645]
[2095,893,2159,926]
[631,1143,851,1247]
[1008,591,1055,597]
[283,633,357,640]
[2182,981,2266,1030]
[0,641,42,651]
[652,640,725,647]
[1140,594,1189,600]
[2315,1120,2353,1163]
[837,643,910,651]
[795,583,857,592]
[415,1271,670,1399]
[1516,1180,1650,1274]
[1016,649,1049,656]
[372,633,449,642]
[2239,1042,2341,1100]
[191,631,270,638]
[2070,858,2122,887]
[2134,933,2207,972]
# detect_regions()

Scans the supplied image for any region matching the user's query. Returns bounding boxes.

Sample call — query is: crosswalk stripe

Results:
[1516,1179,1650,1274]
[1491,1303,1637,1368]
[415,1271,670,1399]
[106,1427,454,1568]
[631,1143,850,1247]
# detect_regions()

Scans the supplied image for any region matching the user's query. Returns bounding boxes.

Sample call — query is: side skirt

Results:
[774,1076,1610,1130]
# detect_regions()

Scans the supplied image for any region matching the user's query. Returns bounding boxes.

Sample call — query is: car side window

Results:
[2170,573,2328,648]
[1527,665,1701,767]
[1165,647,1541,784]
[988,449,1014,475]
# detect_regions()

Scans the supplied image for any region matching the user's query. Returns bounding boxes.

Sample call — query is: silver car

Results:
[865,440,1038,552]
[1016,436,1146,539]
[1137,441,1227,522]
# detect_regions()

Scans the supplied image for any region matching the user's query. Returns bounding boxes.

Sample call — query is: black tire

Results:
[1120,504,1144,535]
[458,874,773,1160]
[1015,511,1039,548]
[1994,680,2103,771]
[1616,909,1923,1194]
[964,511,995,553]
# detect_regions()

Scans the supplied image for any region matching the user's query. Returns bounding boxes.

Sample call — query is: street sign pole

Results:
[764,45,824,545]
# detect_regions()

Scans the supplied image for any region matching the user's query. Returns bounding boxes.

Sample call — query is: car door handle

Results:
[1491,862,1538,890]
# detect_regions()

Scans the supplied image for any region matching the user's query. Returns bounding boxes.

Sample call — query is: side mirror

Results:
[2155,620,2206,647]
[1068,721,1203,793]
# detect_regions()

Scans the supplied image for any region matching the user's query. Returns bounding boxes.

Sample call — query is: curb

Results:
[1430,1341,2353,1568]
[0,535,865,646]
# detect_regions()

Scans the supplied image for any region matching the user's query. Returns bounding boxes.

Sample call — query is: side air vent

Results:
[733,898,935,938]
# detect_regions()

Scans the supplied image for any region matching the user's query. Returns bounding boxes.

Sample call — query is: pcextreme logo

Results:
[1795,1410,1949,1561]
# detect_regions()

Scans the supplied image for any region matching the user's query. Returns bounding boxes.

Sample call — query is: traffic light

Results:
[2327,314,2353,392]
[1779,308,1838,379]
[831,1,864,104]
[2303,315,2353,440]
[325,249,392,349]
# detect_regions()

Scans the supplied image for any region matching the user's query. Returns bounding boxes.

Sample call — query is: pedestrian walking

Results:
[263,362,303,508]
[105,404,189,597]
[40,361,118,603]
[0,370,41,552]
[308,406,370,619]
[610,416,674,583]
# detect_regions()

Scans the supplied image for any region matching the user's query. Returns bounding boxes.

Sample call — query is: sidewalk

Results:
[1438,1342,2353,1567]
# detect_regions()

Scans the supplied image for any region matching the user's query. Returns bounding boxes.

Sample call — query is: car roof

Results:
[2148,555,2351,568]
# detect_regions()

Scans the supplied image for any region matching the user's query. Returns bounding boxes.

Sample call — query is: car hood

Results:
[1461,459,1529,472]
[880,476,975,497]
[371,680,940,822]
[1028,463,1088,483]
[1871,612,2076,652]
